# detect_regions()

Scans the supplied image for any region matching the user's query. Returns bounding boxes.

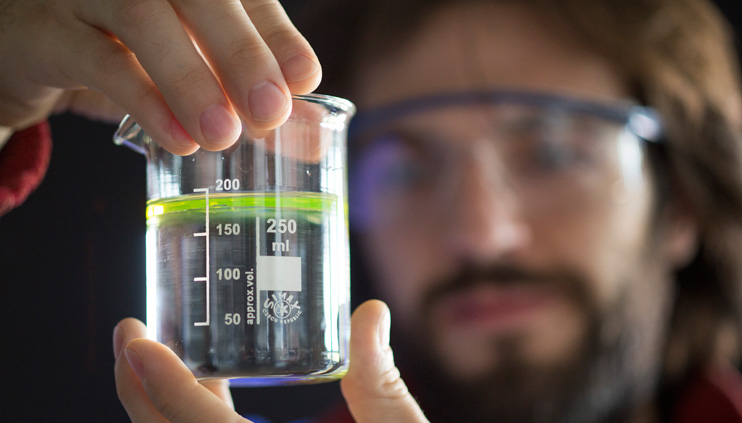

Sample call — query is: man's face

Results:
[353,4,689,421]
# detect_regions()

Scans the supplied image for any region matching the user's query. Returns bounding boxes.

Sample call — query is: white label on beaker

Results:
[255,217,302,324]
[257,255,301,291]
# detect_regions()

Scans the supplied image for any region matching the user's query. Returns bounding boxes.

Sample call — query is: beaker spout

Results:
[113,115,148,156]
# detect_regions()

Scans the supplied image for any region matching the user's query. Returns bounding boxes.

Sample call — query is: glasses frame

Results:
[349,89,663,145]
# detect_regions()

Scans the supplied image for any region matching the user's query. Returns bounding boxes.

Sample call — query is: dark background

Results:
[1,1,740,422]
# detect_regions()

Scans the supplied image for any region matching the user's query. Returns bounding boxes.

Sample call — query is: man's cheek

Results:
[365,230,447,316]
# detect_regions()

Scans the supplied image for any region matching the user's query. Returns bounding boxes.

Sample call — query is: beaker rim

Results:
[292,93,356,114]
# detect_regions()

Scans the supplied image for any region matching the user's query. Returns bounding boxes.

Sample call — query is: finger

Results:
[113,318,148,360]
[53,89,126,124]
[113,318,170,423]
[124,338,250,423]
[199,379,235,410]
[341,300,429,423]
[49,18,199,155]
[260,97,331,163]
[78,0,241,152]
[175,0,292,131]
[113,319,236,419]
[241,0,322,94]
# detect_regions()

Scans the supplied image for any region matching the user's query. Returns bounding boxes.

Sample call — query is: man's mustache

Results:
[421,262,595,312]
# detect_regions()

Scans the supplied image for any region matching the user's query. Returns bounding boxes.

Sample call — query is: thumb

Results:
[122,338,248,423]
[340,300,429,423]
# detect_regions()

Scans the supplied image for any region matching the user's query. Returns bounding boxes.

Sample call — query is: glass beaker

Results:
[114,94,355,385]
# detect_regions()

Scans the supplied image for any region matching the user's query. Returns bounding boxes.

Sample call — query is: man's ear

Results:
[663,201,699,268]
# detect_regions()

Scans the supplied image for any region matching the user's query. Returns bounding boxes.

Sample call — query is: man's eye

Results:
[504,117,596,173]
[532,141,582,170]
[358,134,433,191]
[381,160,426,188]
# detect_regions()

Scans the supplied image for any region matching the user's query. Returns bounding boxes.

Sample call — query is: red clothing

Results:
[672,363,742,423]
[318,364,742,422]
[0,122,51,216]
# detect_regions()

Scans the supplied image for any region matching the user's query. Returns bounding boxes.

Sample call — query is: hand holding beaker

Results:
[113,301,431,423]
[0,0,320,153]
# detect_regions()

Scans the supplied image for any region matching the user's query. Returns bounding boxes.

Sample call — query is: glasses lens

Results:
[349,94,656,230]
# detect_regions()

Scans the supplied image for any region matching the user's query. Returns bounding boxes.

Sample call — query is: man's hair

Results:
[545,0,742,391]
[297,0,742,395]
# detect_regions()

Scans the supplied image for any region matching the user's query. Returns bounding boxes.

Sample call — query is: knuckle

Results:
[266,27,308,55]
[223,38,271,68]
[127,75,157,101]
[116,389,139,413]
[109,0,176,60]
[124,81,160,112]
[170,0,199,7]
[341,357,410,403]
[152,382,208,423]
[151,390,185,422]
[89,48,158,107]
[115,383,130,404]
[379,365,410,400]
[242,0,280,13]
[101,47,138,76]
[114,0,169,33]
[246,1,281,21]
[115,376,140,412]
[170,66,211,92]
[375,348,411,400]
[247,3,307,54]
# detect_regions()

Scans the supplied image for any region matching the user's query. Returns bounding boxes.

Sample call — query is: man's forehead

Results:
[353,2,628,109]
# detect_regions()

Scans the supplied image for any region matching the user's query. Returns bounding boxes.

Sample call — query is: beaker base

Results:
[196,369,348,387]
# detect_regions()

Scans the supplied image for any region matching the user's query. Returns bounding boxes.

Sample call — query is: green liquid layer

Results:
[146,192,340,219]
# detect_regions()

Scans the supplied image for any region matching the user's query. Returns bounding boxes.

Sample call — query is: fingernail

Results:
[249,81,289,122]
[124,348,145,380]
[171,118,194,147]
[113,324,124,360]
[378,307,391,348]
[281,55,319,83]
[200,104,241,144]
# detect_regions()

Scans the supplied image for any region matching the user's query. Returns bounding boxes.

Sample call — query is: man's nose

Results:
[441,143,531,263]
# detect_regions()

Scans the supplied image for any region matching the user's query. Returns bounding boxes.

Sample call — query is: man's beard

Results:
[396,260,671,423]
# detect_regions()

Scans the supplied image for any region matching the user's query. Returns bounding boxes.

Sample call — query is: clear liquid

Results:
[145,192,350,384]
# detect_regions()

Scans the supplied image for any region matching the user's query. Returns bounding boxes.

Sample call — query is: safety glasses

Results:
[348,90,663,230]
